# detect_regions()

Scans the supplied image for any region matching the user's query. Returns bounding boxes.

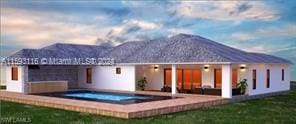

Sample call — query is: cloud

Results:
[227,39,296,54]
[168,28,193,36]
[231,24,296,41]
[121,0,144,7]
[96,19,163,45]
[0,6,186,50]
[231,33,254,41]
[272,46,296,53]
[246,45,267,53]
[0,0,289,56]
[1,8,101,48]
[174,1,279,21]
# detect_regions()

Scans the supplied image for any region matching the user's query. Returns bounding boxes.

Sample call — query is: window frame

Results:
[116,67,121,74]
[164,68,172,86]
[266,69,270,88]
[281,69,285,81]
[11,67,18,81]
[86,68,92,84]
[214,69,222,88]
[252,69,256,89]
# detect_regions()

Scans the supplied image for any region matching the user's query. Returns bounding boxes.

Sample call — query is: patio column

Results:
[171,64,177,95]
[222,64,232,98]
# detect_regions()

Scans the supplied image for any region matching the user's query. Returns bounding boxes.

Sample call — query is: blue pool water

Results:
[37,90,176,104]
[64,93,149,101]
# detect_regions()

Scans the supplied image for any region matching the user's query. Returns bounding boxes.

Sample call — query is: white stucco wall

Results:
[136,65,169,90]
[237,67,248,82]
[78,65,136,91]
[6,66,25,92]
[201,67,215,88]
[247,64,290,95]
[0,65,6,85]
[4,63,289,96]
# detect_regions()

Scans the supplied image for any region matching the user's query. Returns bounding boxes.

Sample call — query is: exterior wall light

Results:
[204,65,210,72]
[240,64,247,72]
[154,65,159,70]
[240,66,246,69]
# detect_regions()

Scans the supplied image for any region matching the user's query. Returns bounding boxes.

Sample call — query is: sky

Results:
[0,0,295,80]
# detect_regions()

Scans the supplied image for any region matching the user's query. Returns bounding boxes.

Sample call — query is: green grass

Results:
[1,91,296,124]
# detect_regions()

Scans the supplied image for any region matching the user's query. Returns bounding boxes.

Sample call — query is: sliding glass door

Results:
[183,70,192,90]
[214,69,222,88]
[177,69,183,89]
[214,68,238,88]
[192,70,202,88]
[232,69,238,88]
[164,68,202,90]
[164,69,171,86]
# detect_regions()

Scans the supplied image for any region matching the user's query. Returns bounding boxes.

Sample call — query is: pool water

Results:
[36,90,177,104]
[64,92,150,101]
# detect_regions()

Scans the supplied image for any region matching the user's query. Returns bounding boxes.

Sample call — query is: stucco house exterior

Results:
[3,34,292,98]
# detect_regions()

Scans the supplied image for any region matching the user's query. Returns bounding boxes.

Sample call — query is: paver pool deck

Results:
[0,90,229,118]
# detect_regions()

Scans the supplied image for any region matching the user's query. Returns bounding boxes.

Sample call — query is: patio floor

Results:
[0,90,229,118]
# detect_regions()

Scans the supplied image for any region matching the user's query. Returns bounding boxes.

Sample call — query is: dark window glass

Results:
[28,65,40,69]
[282,69,285,81]
[86,68,92,84]
[266,69,270,88]
[253,70,256,89]
[12,67,18,81]
[116,68,121,74]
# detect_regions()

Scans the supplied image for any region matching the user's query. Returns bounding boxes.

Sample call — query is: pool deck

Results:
[0,90,229,118]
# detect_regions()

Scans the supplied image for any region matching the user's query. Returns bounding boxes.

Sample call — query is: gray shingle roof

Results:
[11,43,112,59]
[9,34,292,64]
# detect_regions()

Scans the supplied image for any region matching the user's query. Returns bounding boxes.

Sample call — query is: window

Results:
[164,68,172,86]
[165,68,202,89]
[252,70,256,89]
[11,67,18,81]
[86,68,92,84]
[282,69,285,81]
[28,65,40,69]
[183,70,192,90]
[266,69,270,88]
[192,70,202,89]
[214,69,222,88]
[116,68,121,74]
[177,69,182,89]
[232,69,238,88]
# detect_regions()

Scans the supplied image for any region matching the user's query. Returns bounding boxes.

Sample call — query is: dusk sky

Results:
[0,0,295,80]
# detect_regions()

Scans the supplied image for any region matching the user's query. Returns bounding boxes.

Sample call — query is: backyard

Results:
[1,89,296,124]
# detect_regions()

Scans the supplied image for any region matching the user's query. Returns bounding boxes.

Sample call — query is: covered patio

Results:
[136,63,248,98]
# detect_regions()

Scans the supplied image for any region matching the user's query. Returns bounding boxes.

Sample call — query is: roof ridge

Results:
[54,42,99,46]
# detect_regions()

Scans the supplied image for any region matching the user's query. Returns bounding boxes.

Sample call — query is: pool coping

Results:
[0,90,229,118]
[32,90,179,105]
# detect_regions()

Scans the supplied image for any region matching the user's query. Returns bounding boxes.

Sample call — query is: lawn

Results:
[1,90,296,124]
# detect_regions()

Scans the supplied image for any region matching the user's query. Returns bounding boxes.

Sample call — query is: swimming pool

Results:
[36,90,177,104]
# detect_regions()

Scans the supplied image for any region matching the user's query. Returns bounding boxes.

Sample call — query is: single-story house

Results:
[3,34,292,98]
